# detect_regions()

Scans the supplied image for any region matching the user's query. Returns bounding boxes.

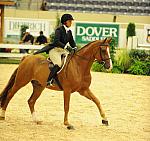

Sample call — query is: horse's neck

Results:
[75,44,97,72]
[77,43,97,62]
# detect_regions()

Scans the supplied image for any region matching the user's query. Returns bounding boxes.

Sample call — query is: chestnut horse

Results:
[0,38,112,129]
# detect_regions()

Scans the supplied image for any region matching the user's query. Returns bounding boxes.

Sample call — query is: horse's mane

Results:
[77,40,100,53]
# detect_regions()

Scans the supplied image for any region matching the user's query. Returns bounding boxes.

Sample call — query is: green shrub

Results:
[49,32,55,43]
[111,64,123,73]
[0,58,20,64]
[128,49,150,75]
[146,61,150,75]
[115,49,131,73]
[128,59,150,75]
[109,38,116,63]
[129,49,150,61]
[49,13,60,43]
[91,61,106,72]
[126,23,136,39]
[41,52,49,58]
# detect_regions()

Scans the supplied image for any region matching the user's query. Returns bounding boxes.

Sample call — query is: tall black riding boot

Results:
[47,64,60,86]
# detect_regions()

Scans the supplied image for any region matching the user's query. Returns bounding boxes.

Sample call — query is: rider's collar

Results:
[63,25,70,33]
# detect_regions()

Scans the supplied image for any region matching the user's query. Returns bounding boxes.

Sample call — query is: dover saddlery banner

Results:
[75,22,119,46]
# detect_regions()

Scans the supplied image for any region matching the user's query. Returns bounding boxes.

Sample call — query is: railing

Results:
[0,44,44,58]
[137,43,150,50]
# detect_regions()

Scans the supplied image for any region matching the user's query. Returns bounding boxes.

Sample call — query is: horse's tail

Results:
[0,68,18,107]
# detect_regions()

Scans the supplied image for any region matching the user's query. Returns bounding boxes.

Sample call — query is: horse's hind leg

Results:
[78,88,108,125]
[0,84,22,120]
[28,80,44,124]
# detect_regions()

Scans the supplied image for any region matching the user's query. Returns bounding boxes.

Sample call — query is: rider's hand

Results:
[73,47,77,53]
[65,45,73,53]
[65,45,78,53]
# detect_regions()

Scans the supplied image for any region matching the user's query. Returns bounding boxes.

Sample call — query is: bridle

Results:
[74,43,111,65]
[65,41,112,76]
[99,44,111,61]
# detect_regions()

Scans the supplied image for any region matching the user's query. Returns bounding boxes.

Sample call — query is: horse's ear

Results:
[103,38,107,43]
[107,37,112,43]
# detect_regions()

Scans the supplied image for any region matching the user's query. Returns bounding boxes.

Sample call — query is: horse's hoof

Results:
[102,119,109,126]
[34,121,42,125]
[36,121,43,125]
[67,125,75,130]
[0,116,5,120]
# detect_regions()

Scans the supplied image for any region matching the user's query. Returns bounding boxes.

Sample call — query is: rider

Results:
[34,14,77,86]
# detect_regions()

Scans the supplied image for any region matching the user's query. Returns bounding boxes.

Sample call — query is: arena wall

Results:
[4,9,150,48]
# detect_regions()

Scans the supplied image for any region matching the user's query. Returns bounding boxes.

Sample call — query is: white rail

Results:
[0,44,44,49]
[137,43,150,50]
[0,44,44,58]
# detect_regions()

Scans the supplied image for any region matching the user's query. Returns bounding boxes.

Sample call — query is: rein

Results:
[74,53,110,70]
[74,50,111,63]
[70,41,112,69]
[74,53,91,61]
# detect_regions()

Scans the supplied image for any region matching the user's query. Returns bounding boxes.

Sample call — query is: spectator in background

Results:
[20,29,34,53]
[40,0,48,11]
[35,31,47,45]
[0,48,11,53]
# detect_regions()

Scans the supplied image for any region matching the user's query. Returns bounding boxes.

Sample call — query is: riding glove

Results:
[73,47,77,52]
[65,46,77,53]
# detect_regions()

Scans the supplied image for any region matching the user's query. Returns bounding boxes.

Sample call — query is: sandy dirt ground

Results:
[0,64,150,141]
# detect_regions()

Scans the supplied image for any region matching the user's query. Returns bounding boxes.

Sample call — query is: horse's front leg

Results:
[78,88,108,126]
[63,90,74,130]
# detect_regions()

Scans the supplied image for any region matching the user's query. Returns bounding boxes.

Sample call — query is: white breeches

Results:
[49,47,69,67]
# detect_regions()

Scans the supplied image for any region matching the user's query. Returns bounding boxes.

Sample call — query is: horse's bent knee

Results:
[79,91,92,100]
[28,99,34,105]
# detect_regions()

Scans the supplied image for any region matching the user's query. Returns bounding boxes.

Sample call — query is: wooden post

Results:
[0,5,4,43]
[0,1,15,43]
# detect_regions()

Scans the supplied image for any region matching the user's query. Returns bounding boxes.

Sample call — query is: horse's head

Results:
[94,38,113,70]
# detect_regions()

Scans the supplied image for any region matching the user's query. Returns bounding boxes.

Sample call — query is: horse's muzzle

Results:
[104,59,113,71]
[106,66,113,72]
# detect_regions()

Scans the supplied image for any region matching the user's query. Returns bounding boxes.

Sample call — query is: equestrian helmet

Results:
[61,14,74,24]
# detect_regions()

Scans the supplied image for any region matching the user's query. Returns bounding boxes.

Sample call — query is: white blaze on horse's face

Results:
[106,47,113,71]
